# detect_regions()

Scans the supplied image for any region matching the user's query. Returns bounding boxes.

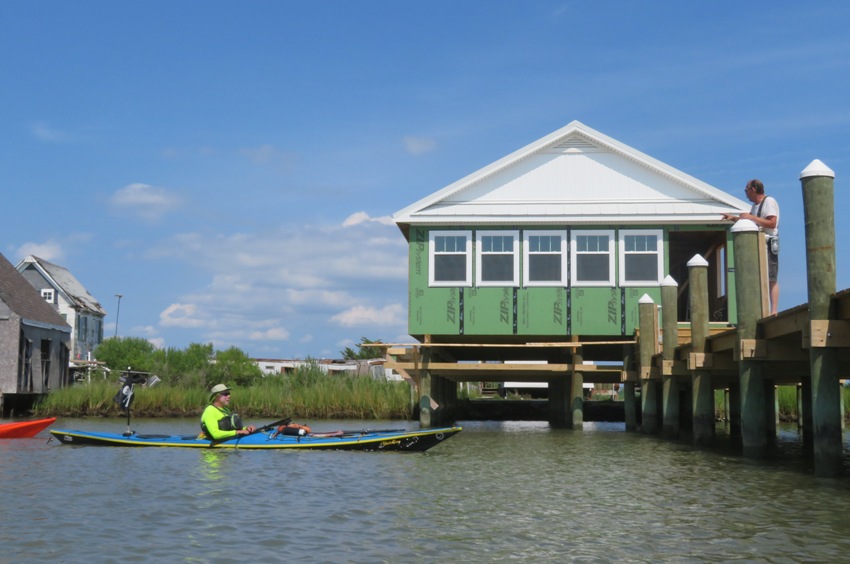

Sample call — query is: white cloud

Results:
[160,303,206,328]
[249,327,291,341]
[403,135,437,156]
[15,240,65,262]
[330,303,406,327]
[147,337,165,349]
[343,211,394,226]
[146,215,410,355]
[109,183,182,222]
[30,121,68,143]
[238,144,296,172]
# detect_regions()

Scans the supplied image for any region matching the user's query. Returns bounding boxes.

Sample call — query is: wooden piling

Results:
[623,344,637,431]
[571,346,584,430]
[689,254,714,445]
[661,275,680,438]
[731,219,767,457]
[801,159,841,477]
[639,294,659,434]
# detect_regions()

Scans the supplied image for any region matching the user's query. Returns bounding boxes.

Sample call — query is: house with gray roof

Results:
[0,253,72,416]
[16,255,106,361]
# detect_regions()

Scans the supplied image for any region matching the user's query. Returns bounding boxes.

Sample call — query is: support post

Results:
[661,275,680,438]
[548,375,569,428]
[801,159,841,477]
[623,345,638,432]
[571,347,584,430]
[639,294,659,434]
[731,219,767,457]
[689,254,714,446]
[418,348,434,428]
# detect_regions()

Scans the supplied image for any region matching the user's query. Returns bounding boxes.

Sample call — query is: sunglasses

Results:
[220,392,231,397]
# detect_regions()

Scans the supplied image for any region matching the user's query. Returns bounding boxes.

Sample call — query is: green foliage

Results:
[210,346,264,387]
[94,339,264,389]
[341,337,384,360]
[94,337,157,372]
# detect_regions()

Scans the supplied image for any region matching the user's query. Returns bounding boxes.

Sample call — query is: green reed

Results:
[714,385,850,421]
[35,370,414,420]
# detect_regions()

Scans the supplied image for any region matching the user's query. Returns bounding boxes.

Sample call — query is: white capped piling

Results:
[731,219,768,457]
[688,254,714,445]
[661,275,680,438]
[638,294,660,434]
[801,159,841,477]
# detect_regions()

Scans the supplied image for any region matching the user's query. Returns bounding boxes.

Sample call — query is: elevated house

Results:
[16,255,106,362]
[0,253,72,416]
[389,121,751,425]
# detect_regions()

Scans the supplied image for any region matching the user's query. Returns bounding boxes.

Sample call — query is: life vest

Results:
[200,406,244,438]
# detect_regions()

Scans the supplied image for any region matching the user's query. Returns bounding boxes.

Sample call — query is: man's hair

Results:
[747,179,765,195]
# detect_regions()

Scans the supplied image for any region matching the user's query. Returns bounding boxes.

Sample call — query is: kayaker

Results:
[200,384,256,440]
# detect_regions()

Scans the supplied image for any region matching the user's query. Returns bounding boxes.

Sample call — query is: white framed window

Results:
[41,289,55,303]
[476,230,519,286]
[429,230,472,287]
[571,230,615,286]
[618,229,664,285]
[523,230,567,286]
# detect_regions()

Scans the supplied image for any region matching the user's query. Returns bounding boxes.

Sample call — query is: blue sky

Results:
[2,2,848,360]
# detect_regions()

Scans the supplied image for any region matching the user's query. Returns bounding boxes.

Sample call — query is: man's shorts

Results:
[767,243,779,283]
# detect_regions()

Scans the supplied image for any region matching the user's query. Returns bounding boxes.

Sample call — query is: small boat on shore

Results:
[50,425,462,452]
[0,417,57,438]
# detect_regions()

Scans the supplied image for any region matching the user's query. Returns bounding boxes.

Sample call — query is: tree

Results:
[341,337,384,360]
[94,337,157,372]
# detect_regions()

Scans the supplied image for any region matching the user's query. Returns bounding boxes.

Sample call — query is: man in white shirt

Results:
[723,179,780,314]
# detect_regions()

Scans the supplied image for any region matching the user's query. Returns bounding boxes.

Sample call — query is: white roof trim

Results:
[394,120,749,227]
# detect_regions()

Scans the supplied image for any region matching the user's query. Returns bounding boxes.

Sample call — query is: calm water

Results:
[4,418,850,563]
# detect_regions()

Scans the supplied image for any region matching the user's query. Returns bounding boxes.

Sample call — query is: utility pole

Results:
[114,294,123,338]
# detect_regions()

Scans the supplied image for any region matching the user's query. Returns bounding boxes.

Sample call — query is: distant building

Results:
[253,358,401,380]
[16,255,106,361]
[0,252,72,416]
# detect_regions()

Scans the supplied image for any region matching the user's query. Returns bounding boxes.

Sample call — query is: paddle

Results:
[209,417,291,447]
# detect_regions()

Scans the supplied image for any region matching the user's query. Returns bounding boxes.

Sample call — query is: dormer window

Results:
[41,289,55,303]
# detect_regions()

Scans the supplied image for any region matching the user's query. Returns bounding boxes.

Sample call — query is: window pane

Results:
[434,255,467,281]
[625,254,658,281]
[576,254,609,282]
[529,255,561,281]
[482,255,514,281]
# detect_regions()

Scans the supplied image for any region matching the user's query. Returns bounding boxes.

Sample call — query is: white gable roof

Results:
[394,121,749,234]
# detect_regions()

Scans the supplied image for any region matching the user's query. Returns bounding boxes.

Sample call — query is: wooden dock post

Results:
[571,346,584,430]
[801,159,841,477]
[689,254,714,445]
[548,375,569,428]
[623,344,638,432]
[661,275,679,438]
[418,348,434,428]
[639,294,659,434]
[731,219,768,457]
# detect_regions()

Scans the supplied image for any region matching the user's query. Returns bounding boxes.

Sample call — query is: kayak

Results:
[0,417,57,439]
[50,425,462,452]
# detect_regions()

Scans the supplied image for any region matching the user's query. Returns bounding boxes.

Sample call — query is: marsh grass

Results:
[714,385,850,421]
[35,369,414,420]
